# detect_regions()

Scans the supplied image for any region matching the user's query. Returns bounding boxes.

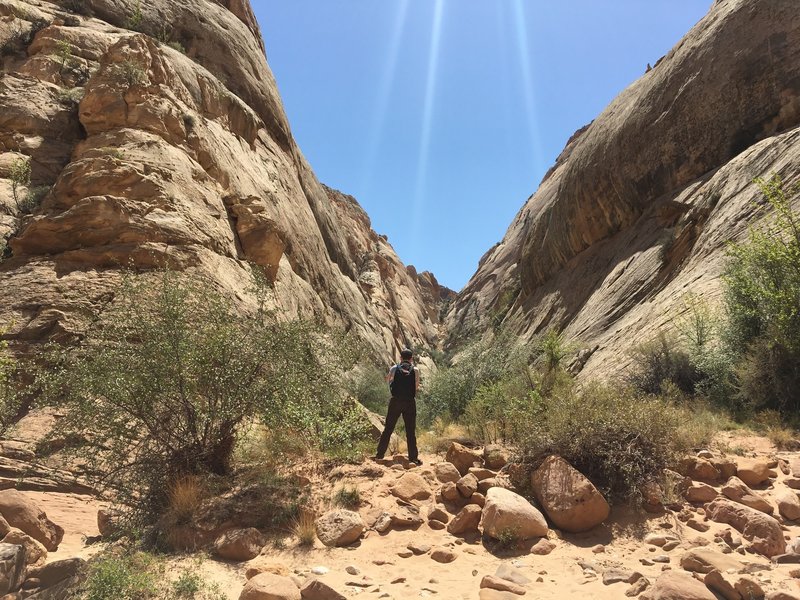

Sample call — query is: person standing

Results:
[374,348,421,465]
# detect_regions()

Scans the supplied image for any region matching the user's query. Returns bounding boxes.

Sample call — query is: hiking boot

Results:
[411,458,423,466]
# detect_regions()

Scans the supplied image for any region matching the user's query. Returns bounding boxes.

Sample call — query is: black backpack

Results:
[390,361,416,399]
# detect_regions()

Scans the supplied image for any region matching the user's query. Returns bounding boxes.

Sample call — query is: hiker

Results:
[375,348,421,465]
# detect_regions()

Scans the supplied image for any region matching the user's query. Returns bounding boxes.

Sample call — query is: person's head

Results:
[400,348,413,362]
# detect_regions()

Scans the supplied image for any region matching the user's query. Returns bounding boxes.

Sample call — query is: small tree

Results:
[723,175,800,414]
[47,269,368,517]
[9,158,31,211]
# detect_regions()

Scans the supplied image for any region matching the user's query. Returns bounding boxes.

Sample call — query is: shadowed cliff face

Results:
[0,0,451,359]
[446,0,800,378]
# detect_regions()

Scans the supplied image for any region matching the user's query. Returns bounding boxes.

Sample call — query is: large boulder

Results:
[776,488,800,521]
[314,510,364,547]
[721,477,773,514]
[240,573,300,600]
[2,529,46,567]
[640,571,716,600]
[706,498,785,557]
[446,443,484,476]
[530,455,610,532]
[212,528,265,562]
[299,579,346,600]
[0,491,63,551]
[0,543,25,595]
[679,457,721,483]
[684,482,718,503]
[735,459,776,487]
[480,487,548,540]
[390,472,431,501]
[433,462,461,484]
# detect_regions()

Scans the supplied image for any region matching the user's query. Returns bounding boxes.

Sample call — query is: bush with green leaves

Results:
[722,175,800,415]
[45,269,370,517]
[463,378,539,444]
[9,157,31,211]
[349,365,390,415]
[518,382,689,502]
[0,334,27,436]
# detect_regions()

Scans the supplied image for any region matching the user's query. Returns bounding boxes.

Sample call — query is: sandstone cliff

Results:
[0,0,451,359]
[446,0,800,379]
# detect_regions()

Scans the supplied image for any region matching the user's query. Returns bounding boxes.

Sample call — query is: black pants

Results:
[376,396,418,461]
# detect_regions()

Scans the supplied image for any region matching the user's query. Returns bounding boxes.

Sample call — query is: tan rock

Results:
[776,488,800,521]
[446,443,483,476]
[733,576,763,599]
[483,445,509,470]
[447,505,482,535]
[530,455,610,533]
[721,477,773,514]
[468,493,486,508]
[640,571,716,600]
[1,529,46,567]
[456,473,478,498]
[703,570,738,600]
[469,468,496,481]
[679,548,743,574]
[0,491,63,552]
[441,482,461,502]
[735,459,776,487]
[430,547,457,563]
[433,462,461,484]
[299,579,346,600]
[685,482,718,503]
[495,564,531,586]
[706,498,785,558]
[26,557,85,589]
[530,538,555,555]
[390,472,431,502]
[481,487,548,540]
[245,561,291,580]
[240,573,300,600]
[314,510,364,547]
[680,458,721,483]
[427,505,449,524]
[480,575,526,595]
[479,590,520,600]
[212,528,265,562]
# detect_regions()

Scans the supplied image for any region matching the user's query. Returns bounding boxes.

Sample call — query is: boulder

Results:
[433,462,461,484]
[530,456,610,533]
[679,548,743,574]
[721,477,773,514]
[479,575,526,595]
[456,473,479,498]
[96,508,122,538]
[706,498,785,557]
[212,528,265,562]
[446,443,483,476]
[685,482,718,503]
[299,579,346,600]
[776,488,800,521]
[430,547,457,563]
[767,594,800,600]
[483,445,509,470]
[440,482,461,502]
[709,458,738,481]
[240,573,300,600]
[703,570,739,600]
[390,472,431,501]
[2,529,46,567]
[446,505,482,535]
[735,459,776,487]
[427,505,449,524]
[495,564,531,586]
[0,491,63,551]
[314,510,364,547]
[478,478,501,495]
[469,468,496,481]
[0,543,25,595]
[640,571,716,600]
[481,487,548,540]
[679,458,720,483]
[26,558,85,590]
[468,492,486,507]
[734,576,764,599]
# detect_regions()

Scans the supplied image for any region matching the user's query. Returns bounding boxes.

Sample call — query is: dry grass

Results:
[418,421,469,454]
[767,426,797,450]
[167,476,205,524]
[332,484,360,509]
[293,509,316,548]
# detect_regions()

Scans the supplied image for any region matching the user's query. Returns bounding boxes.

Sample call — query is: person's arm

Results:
[415,367,420,393]
[386,365,396,383]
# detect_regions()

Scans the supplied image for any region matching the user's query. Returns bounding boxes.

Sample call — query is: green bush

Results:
[722,175,800,415]
[463,378,538,444]
[518,382,689,502]
[350,366,389,415]
[9,157,31,211]
[626,333,701,396]
[45,269,370,518]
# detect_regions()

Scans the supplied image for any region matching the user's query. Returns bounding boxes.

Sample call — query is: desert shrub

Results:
[518,383,689,502]
[350,366,389,415]
[723,175,800,415]
[463,378,538,444]
[123,0,144,32]
[292,510,316,547]
[45,269,370,518]
[112,60,148,88]
[9,157,31,211]
[626,333,702,396]
[19,185,49,214]
[0,334,31,436]
[332,484,360,509]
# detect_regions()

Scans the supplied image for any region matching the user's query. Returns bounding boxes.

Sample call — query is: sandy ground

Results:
[15,431,800,599]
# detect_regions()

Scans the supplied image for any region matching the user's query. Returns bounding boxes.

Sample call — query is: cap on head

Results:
[400,348,413,360]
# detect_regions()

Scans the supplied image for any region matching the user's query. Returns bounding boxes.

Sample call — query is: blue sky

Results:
[254,2,711,291]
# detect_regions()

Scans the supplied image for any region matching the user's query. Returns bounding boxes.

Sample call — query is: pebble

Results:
[397,550,413,558]
[652,555,670,563]
[345,565,359,575]
[591,544,605,554]
[662,540,680,551]
[391,577,405,584]
[311,566,329,575]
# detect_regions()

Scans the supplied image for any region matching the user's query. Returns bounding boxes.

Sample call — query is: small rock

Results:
[530,538,555,555]
[495,563,531,586]
[397,550,413,558]
[430,547,457,563]
[456,473,479,498]
[480,575,526,595]
[447,505,482,535]
[390,472,431,502]
[311,567,329,575]
[626,577,650,597]
[315,510,364,547]
[300,578,346,600]
[591,544,605,554]
[736,458,776,487]
[446,442,483,475]
[433,462,461,483]
[685,482,718,503]
[212,528,265,562]
[686,518,710,532]
[407,542,431,555]
[652,555,670,563]
[344,565,359,575]
[662,540,680,551]
[240,573,300,600]
[441,482,461,502]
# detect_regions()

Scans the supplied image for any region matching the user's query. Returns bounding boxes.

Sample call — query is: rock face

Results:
[530,455,610,533]
[0,491,63,552]
[444,0,800,378]
[0,0,452,362]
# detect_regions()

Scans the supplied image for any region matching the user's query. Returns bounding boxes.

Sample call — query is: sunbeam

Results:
[511,0,544,175]
[411,0,446,249]
[359,0,410,194]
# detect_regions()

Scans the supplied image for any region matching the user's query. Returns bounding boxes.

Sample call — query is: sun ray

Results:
[512,0,544,175]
